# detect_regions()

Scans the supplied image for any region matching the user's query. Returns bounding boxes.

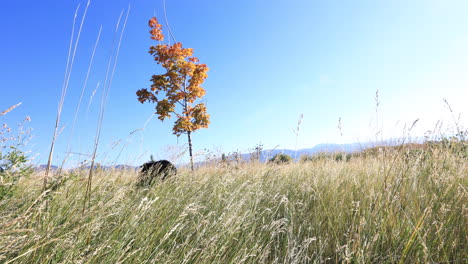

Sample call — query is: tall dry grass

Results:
[0,142,466,263]
[1,2,466,263]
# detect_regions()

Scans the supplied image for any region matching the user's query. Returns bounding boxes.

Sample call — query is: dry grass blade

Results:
[84,6,130,211]
[60,25,103,173]
[0,102,22,116]
[44,1,90,190]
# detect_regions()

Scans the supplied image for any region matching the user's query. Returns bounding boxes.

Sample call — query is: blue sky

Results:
[1,0,467,166]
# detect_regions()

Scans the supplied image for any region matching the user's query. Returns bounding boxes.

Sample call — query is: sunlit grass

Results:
[0,143,466,263]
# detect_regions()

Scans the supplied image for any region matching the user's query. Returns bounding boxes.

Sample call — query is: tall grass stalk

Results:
[60,25,102,173]
[44,1,90,190]
[163,0,177,44]
[0,102,22,116]
[293,114,303,160]
[85,7,130,211]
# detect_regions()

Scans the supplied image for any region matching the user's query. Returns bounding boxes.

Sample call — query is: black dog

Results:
[138,159,177,186]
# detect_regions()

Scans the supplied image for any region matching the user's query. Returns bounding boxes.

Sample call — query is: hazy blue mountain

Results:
[35,164,139,171]
[36,164,59,171]
[37,139,417,169]
[238,141,405,163]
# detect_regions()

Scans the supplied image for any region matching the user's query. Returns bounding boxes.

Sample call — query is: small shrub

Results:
[335,152,351,162]
[299,154,313,163]
[249,143,263,162]
[300,153,333,162]
[269,153,292,164]
[0,117,33,200]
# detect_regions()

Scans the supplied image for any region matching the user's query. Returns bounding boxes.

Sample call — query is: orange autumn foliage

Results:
[137,17,210,137]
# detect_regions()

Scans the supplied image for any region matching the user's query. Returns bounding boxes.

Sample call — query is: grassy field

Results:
[0,143,466,263]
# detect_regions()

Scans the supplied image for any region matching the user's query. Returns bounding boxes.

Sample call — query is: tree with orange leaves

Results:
[137,17,210,171]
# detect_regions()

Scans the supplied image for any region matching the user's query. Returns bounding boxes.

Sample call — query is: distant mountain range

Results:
[234,141,404,163]
[35,140,418,170]
[36,164,59,170]
[35,164,139,171]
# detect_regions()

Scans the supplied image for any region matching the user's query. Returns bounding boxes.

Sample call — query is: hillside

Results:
[1,142,465,263]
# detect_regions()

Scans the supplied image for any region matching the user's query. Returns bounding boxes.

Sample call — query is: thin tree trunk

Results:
[187,131,194,171]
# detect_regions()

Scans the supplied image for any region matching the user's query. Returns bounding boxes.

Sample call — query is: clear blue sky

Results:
[1,0,467,166]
